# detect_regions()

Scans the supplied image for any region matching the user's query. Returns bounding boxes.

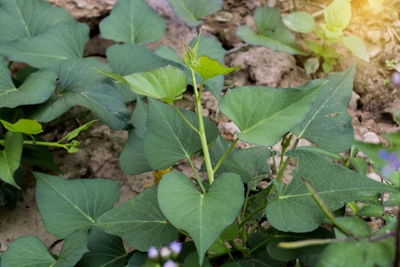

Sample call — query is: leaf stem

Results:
[244,235,274,258]
[189,67,214,185]
[0,139,67,149]
[241,188,251,244]
[302,178,354,237]
[186,155,206,194]
[170,104,199,134]
[213,138,239,173]
[276,138,299,183]
[279,238,339,249]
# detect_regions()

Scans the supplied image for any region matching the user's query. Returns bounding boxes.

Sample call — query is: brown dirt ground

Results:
[1,0,399,253]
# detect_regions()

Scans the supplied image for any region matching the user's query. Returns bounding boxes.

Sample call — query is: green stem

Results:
[302,178,354,237]
[213,138,239,173]
[244,236,274,258]
[190,68,214,185]
[279,238,338,249]
[276,138,299,183]
[0,139,68,149]
[229,240,248,253]
[239,201,269,229]
[241,188,251,244]
[171,104,199,134]
[186,155,206,194]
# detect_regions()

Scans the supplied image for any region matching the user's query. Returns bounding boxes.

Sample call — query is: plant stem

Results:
[186,155,206,194]
[0,139,68,149]
[189,67,214,185]
[213,138,239,173]
[239,201,269,229]
[170,104,199,134]
[244,235,274,258]
[276,138,299,183]
[279,238,338,249]
[241,188,251,244]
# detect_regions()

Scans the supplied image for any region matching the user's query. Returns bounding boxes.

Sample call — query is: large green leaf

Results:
[342,35,369,62]
[77,227,130,267]
[237,6,304,54]
[1,236,56,267]
[156,35,226,100]
[123,65,187,103]
[293,66,355,153]
[167,0,222,27]
[0,21,89,69]
[143,99,218,170]
[219,85,321,146]
[0,132,22,188]
[265,148,394,233]
[158,171,244,264]
[208,136,272,189]
[100,0,165,44]
[106,44,172,101]
[34,172,120,238]
[282,12,315,33]
[0,0,74,46]
[119,98,152,175]
[98,186,178,251]
[31,58,130,130]
[1,231,88,267]
[0,57,56,108]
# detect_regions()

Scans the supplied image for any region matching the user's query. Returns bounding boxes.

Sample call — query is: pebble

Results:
[363,131,380,144]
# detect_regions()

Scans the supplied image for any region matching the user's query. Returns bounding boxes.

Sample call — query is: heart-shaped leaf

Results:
[208,137,272,189]
[265,148,395,233]
[98,186,178,251]
[237,6,304,55]
[0,57,56,108]
[293,66,355,153]
[342,35,369,62]
[156,35,226,100]
[0,119,43,135]
[192,56,239,81]
[219,85,321,146]
[100,0,166,44]
[158,171,244,264]
[1,231,88,267]
[106,44,173,101]
[77,227,130,267]
[0,21,89,69]
[0,132,22,188]
[0,0,74,46]
[282,12,315,33]
[35,172,120,238]
[123,65,187,103]
[32,58,130,130]
[167,0,222,27]
[120,98,152,175]
[144,99,218,170]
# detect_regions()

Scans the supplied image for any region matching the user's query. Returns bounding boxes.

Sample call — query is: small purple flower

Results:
[148,246,158,259]
[163,260,177,267]
[379,149,400,177]
[169,241,182,254]
[160,247,171,258]
[392,72,400,88]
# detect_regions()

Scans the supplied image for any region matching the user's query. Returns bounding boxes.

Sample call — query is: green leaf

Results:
[119,99,152,175]
[237,6,304,55]
[77,227,130,267]
[1,236,56,267]
[34,172,120,238]
[106,44,172,101]
[1,231,88,267]
[192,56,239,81]
[98,186,178,251]
[356,204,384,217]
[265,148,395,232]
[0,57,56,108]
[158,171,244,264]
[352,141,386,170]
[324,0,351,30]
[385,192,400,207]
[219,85,321,146]
[349,157,368,175]
[126,252,147,267]
[100,0,165,44]
[334,217,371,238]
[0,22,89,69]
[167,0,222,27]
[0,132,22,188]
[123,65,187,103]
[305,41,322,54]
[143,99,218,170]
[0,119,42,135]
[293,66,355,153]
[156,35,226,100]
[32,58,130,130]
[63,120,98,141]
[282,12,315,33]
[208,136,272,189]
[342,35,369,62]
[0,0,74,46]
[183,252,212,267]
[304,57,320,74]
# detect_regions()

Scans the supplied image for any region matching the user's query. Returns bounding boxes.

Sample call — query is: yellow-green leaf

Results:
[192,56,239,81]
[0,119,43,135]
